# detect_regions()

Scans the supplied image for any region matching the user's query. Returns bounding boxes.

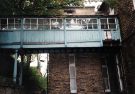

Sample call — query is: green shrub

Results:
[23,67,47,91]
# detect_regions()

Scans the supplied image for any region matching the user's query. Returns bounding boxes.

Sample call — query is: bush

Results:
[23,66,47,91]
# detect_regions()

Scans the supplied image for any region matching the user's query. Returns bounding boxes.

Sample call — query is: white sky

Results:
[83,0,103,11]
[30,53,48,76]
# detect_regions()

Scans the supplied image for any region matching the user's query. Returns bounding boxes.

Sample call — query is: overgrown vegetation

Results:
[104,0,117,8]
[0,0,83,15]
[23,66,47,91]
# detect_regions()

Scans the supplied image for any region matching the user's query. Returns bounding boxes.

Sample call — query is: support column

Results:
[19,51,24,86]
[13,49,18,83]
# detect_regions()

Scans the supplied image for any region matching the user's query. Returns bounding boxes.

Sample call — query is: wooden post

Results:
[13,49,18,83]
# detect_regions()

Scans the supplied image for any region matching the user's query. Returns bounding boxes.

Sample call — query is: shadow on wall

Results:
[0,53,21,85]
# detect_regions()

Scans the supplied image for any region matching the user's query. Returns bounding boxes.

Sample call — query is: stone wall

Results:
[48,53,104,94]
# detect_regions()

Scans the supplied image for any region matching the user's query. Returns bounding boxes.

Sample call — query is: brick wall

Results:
[117,0,135,39]
[122,35,135,94]
[48,53,104,94]
[117,0,135,93]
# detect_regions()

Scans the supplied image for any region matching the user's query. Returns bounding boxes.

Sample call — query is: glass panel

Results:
[66,18,84,30]
[82,24,87,29]
[101,24,108,29]
[57,19,63,28]
[93,24,98,29]
[31,19,37,30]
[44,19,50,30]
[100,19,107,24]
[101,19,108,29]
[88,24,92,29]
[108,18,115,23]
[109,24,116,29]
[24,19,31,30]
[15,18,21,29]
[8,18,14,29]
[38,19,44,30]
[51,19,58,29]
[76,19,82,25]
[1,19,7,30]
[89,19,97,23]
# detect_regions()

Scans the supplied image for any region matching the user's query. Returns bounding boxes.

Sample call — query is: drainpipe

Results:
[116,55,123,92]
[47,53,49,94]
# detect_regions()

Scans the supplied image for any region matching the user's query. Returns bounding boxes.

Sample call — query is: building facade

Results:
[1,0,133,94]
[47,1,123,94]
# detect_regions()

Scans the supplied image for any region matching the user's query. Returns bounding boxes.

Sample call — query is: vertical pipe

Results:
[47,53,49,94]
[116,55,123,92]
[13,49,18,83]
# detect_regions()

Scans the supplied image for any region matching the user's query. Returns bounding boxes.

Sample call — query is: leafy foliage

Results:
[23,66,47,91]
[104,0,117,8]
[0,0,83,15]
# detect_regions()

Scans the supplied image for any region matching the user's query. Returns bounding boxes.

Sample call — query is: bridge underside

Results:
[0,46,121,54]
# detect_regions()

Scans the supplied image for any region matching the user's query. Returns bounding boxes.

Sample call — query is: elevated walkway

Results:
[0,15,121,49]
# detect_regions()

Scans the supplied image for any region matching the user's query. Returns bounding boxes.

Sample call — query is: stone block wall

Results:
[48,53,104,94]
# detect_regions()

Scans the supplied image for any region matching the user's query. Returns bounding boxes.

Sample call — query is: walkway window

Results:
[24,18,38,30]
[100,18,116,30]
[24,18,31,30]
[8,18,21,30]
[69,54,77,94]
[51,18,63,30]
[0,19,7,30]
[102,61,111,93]
[87,18,98,29]
[38,19,44,30]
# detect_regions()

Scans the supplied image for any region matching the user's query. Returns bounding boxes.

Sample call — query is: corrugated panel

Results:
[66,31,101,42]
[23,30,64,44]
[0,31,20,43]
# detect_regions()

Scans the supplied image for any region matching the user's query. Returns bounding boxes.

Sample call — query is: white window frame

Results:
[69,54,77,94]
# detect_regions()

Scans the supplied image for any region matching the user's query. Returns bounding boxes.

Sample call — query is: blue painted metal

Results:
[20,18,24,48]
[0,17,121,48]
[97,18,103,46]
[64,18,67,47]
